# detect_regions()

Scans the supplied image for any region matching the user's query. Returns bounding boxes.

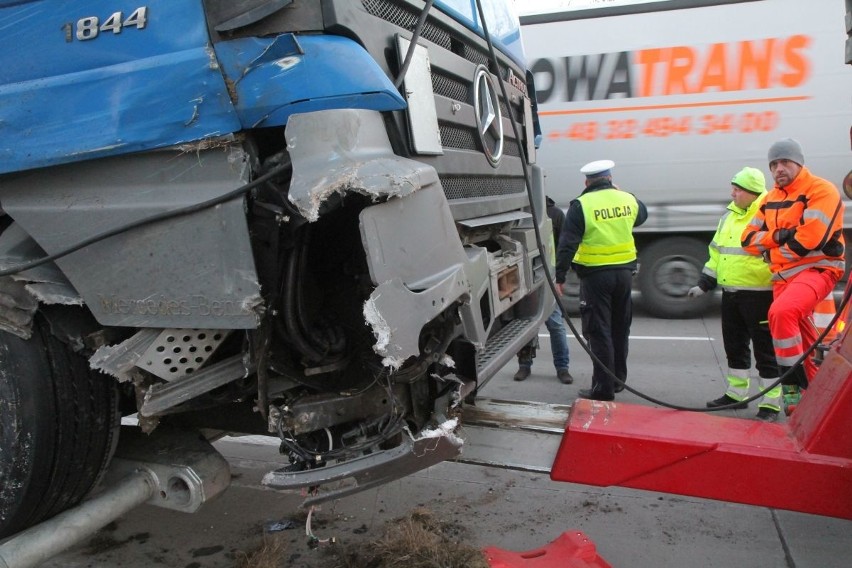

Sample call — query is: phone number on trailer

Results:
[545,111,779,142]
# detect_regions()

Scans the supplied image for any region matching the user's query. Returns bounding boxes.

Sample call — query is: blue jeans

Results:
[545,306,570,369]
[519,306,570,370]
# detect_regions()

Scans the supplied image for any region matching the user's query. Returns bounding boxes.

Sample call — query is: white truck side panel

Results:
[524,0,850,227]
[522,0,852,317]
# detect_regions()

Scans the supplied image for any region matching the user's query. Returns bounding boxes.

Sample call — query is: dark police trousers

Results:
[579,268,633,398]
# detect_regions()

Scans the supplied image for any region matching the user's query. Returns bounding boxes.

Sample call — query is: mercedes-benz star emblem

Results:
[473,66,503,166]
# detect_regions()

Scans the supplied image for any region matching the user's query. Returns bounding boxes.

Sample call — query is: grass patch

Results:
[234,533,289,568]
[331,507,488,568]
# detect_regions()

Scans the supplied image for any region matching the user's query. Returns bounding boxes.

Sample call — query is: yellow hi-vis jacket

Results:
[702,197,772,291]
[574,189,638,267]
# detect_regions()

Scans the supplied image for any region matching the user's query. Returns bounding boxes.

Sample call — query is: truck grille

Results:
[440,176,527,200]
[440,124,520,158]
[432,72,470,102]
[337,0,531,215]
[361,0,491,67]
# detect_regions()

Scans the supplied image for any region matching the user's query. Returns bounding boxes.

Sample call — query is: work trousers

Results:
[769,268,838,384]
[721,290,778,378]
[579,268,633,398]
[721,290,781,410]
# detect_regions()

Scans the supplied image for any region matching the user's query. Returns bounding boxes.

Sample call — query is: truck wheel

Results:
[637,237,713,319]
[0,317,120,538]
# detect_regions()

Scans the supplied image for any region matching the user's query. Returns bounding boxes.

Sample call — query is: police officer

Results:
[555,160,647,401]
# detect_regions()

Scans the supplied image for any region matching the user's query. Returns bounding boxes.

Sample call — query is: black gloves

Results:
[823,239,843,257]
[773,228,795,245]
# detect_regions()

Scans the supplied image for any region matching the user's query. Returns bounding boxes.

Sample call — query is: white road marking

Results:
[539,333,713,341]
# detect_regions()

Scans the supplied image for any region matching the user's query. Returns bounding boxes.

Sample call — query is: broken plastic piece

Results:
[484,531,611,568]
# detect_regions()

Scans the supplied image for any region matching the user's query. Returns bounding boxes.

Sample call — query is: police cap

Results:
[580,159,615,178]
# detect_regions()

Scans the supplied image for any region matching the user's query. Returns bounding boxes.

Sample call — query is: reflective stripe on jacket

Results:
[574,189,638,266]
[703,197,772,291]
[741,167,845,280]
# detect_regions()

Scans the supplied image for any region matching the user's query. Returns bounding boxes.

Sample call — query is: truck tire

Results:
[0,317,120,538]
[637,237,714,319]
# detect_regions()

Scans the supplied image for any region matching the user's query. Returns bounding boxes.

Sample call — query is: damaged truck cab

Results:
[0,0,549,536]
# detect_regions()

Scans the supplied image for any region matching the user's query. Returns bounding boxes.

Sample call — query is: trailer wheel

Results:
[0,316,119,538]
[637,237,713,319]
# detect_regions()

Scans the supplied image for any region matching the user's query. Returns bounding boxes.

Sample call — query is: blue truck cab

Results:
[0,0,550,539]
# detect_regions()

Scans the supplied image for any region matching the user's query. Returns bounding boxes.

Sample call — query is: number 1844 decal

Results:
[63,7,147,42]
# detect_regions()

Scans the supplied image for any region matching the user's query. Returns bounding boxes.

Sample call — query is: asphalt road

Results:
[40,297,852,567]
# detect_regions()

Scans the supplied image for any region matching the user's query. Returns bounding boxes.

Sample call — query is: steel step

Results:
[475,316,540,380]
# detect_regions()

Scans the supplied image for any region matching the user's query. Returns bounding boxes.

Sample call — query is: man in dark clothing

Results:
[514,196,573,384]
[555,160,647,401]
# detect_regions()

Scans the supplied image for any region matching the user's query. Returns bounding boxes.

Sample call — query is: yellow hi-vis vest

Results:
[574,189,638,267]
[703,197,772,291]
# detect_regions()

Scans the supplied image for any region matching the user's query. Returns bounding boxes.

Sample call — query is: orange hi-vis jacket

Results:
[741,166,845,281]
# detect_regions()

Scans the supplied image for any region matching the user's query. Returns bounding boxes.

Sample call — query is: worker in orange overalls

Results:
[741,138,845,414]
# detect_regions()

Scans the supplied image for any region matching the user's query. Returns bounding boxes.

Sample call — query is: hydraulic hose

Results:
[393,0,434,89]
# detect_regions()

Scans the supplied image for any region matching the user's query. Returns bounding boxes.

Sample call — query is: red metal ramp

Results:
[550,332,852,520]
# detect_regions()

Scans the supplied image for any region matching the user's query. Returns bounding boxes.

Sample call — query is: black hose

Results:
[393,0,434,89]
[294,229,333,357]
[282,245,325,362]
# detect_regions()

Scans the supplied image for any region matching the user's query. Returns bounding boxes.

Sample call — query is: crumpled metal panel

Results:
[360,185,490,367]
[214,34,405,129]
[0,276,37,339]
[0,224,81,338]
[0,146,263,329]
[90,329,161,383]
[0,222,83,306]
[262,419,463,506]
[286,109,433,222]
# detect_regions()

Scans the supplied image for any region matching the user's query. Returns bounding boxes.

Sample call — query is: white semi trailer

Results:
[522,0,852,317]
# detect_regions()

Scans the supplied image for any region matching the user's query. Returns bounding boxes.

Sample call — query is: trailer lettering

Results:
[532,35,812,104]
[545,110,779,142]
[636,35,810,96]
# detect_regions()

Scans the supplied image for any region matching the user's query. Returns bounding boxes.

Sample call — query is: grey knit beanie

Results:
[768,138,804,166]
